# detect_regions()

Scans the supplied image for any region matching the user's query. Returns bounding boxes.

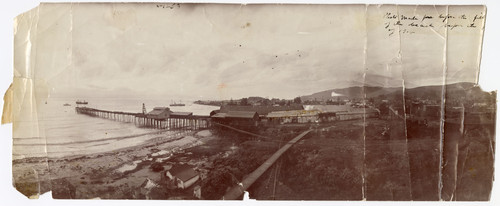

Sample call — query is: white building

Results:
[266,110,320,124]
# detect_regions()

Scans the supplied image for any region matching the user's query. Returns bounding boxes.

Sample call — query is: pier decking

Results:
[75,107,211,130]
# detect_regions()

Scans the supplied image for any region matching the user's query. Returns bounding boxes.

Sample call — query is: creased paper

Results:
[6,3,495,201]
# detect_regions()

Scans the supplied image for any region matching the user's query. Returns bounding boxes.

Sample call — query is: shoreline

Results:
[12,129,211,185]
[12,126,248,199]
[12,129,196,164]
[192,101,223,107]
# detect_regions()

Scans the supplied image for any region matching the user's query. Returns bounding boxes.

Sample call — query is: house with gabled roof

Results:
[163,164,199,189]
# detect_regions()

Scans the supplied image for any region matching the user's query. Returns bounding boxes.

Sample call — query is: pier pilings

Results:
[75,107,211,130]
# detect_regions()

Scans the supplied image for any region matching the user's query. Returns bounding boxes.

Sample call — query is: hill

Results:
[301,82,482,102]
[300,86,401,101]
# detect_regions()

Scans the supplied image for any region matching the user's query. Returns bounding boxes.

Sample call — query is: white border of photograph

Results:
[0,0,498,206]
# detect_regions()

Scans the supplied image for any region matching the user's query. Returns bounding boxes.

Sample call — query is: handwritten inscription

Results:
[383,12,485,36]
[156,3,180,9]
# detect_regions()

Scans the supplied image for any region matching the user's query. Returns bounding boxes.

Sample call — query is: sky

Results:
[23,3,486,100]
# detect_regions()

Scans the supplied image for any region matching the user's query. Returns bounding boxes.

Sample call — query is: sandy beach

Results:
[13,129,216,199]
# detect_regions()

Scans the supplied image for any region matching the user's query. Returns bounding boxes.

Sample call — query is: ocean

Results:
[12,97,220,160]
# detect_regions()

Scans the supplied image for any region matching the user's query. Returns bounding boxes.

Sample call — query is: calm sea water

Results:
[12,97,219,160]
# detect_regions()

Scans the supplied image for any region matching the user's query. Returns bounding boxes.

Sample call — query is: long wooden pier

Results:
[75,107,211,130]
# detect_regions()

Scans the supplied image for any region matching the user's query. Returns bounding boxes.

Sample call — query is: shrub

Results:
[150,162,164,172]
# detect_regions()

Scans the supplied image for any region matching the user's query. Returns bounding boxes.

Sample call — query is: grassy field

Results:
[250,117,494,201]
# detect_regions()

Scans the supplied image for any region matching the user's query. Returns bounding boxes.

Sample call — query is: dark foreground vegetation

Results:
[249,117,494,201]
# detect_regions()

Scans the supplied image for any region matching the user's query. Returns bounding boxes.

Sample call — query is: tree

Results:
[293,97,302,104]
[150,162,164,172]
[240,98,249,106]
[279,99,287,106]
[201,167,233,200]
[260,99,271,106]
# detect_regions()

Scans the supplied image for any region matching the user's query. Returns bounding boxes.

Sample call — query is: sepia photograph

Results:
[2,0,498,204]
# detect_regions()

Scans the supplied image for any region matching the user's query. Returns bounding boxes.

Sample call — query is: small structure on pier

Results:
[142,103,147,114]
[147,107,171,119]
[170,112,193,118]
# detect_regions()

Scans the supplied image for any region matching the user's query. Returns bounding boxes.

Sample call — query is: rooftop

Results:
[168,164,198,182]
[225,111,259,119]
[267,110,320,118]
[140,178,158,190]
[220,105,304,115]
[170,112,193,116]
[148,107,170,116]
[211,113,227,118]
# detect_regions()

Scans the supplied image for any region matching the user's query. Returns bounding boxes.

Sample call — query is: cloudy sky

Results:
[30,3,486,100]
